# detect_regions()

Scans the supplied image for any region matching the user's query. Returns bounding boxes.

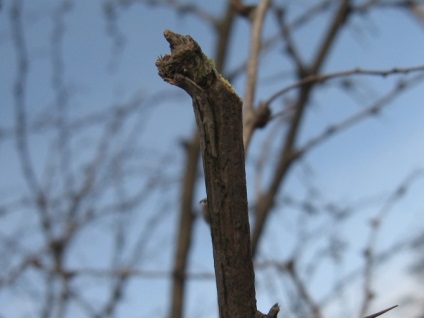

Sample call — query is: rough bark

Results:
[168,5,236,317]
[156,30,278,318]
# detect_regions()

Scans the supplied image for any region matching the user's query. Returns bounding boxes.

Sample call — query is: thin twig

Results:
[267,64,424,106]
[286,261,323,318]
[293,73,424,161]
[243,0,271,151]
[243,0,271,113]
[363,305,398,318]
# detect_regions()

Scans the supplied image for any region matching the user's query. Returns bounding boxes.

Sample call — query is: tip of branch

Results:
[267,303,280,317]
[162,29,194,52]
[156,29,209,85]
[363,305,398,318]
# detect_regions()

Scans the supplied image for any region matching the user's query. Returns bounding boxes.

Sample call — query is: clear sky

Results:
[1,1,424,318]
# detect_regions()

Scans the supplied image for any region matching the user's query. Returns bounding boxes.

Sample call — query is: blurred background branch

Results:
[1,0,424,317]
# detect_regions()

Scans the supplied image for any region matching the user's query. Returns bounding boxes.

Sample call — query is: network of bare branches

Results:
[1,0,424,318]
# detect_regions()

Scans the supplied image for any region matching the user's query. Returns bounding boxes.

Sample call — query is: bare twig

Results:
[168,135,199,318]
[243,0,271,151]
[363,305,398,318]
[294,73,424,161]
[359,170,422,317]
[267,64,424,105]
[10,0,40,196]
[251,0,352,256]
[286,260,323,318]
[272,5,304,73]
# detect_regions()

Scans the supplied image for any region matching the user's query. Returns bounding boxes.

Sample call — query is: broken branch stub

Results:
[156,30,270,318]
[157,31,212,85]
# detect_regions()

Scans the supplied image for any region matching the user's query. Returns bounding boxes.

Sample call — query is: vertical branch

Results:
[242,0,271,151]
[214,1,236,73]
[50,0,74,203]
[168,4,236,317]
[243,0,271,112]
[169,136,199,318]
[251,0,352,256]
[359,172,421,317]
[10,0,39,195]
[157,30,274,318]
[10,8,56,312]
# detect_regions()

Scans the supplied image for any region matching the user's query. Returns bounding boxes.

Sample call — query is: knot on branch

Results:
[254,102,271,128]
[156,30,215,87]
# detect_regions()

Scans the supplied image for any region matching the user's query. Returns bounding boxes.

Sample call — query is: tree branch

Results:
[267,64,424,105]
[251,0,352,256]
[157,30,271,318]
[243,0,271,151]
[168,4,237,316]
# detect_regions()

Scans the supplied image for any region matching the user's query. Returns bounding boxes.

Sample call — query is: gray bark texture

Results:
[156,30,279,318]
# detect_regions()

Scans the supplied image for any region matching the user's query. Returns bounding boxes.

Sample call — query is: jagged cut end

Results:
[156,30,214,86]
[163,29,194,51]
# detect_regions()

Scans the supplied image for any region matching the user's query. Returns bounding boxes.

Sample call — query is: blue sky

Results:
[1,1,424,317]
